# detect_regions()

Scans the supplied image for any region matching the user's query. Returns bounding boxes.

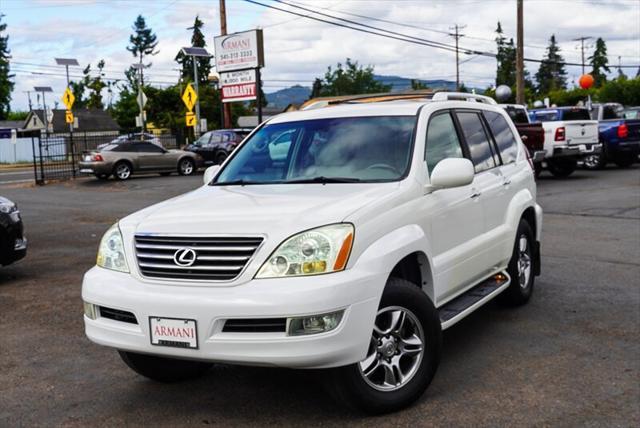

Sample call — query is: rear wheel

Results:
[118,351,212,383]
[327,278,441,414]
[178,158,195,176]
[547,158,577,178]
[499,219,535,306]
[113,161,132,180]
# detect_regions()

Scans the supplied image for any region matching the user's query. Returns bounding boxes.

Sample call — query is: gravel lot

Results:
[1,167,638,426]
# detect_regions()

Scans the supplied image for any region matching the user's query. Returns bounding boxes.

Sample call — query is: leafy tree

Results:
[535,35,567,94]
[0,14,14,119]
[458,82,469,93]
[588,37,610,87]
[127,15,158,86]
[7,110,27,120]
[111,87,138,130]
[598,76,640,105]
[86,60,107,109]
[317,58,391,96]
[175,16,211,84]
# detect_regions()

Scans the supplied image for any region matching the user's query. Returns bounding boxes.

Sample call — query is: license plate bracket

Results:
[149,317,198,349]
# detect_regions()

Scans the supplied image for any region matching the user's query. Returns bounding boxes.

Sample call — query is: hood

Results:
[120,182,402,236]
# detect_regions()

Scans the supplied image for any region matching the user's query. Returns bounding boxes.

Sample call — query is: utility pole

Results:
[573,36,592,75]
[219,0,232,129]
[24,91,33,111]
[449,24,465,91]
[515,0,525,104]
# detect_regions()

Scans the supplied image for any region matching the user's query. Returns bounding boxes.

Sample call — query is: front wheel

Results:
[118,351,212,383]
[178,158,195,176]
[327,278,441,414]
[613,156,635,168]
[547,158,577,178]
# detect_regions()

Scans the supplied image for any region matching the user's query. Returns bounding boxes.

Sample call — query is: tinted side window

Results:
[210,132,223,144]
[456,111,496,172]
[424,112,464,175]
[484,111,518,164]
[603,105,623,120]
[115,143,135,152]
[505,107,530,124]
[135,143,164,153]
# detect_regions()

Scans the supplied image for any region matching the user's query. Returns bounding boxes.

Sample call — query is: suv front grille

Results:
[134,235,263,281]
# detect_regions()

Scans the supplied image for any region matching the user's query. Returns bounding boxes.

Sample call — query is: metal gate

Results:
[30,132,79,184]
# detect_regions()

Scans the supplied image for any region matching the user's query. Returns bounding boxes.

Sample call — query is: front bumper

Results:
[1,213,27,266]
[82,266,382,369]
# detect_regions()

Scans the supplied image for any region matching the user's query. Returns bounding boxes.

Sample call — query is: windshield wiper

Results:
[211,179,265,186]
[284,176,362,184]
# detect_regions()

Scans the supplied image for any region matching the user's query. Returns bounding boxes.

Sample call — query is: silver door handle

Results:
[502,178,511,186]
[470,191,481,199]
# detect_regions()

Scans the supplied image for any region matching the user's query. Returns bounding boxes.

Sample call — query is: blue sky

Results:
[2,0,639,111]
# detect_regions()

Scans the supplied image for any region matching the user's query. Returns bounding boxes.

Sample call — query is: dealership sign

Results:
[220,69,257,103]
[214,29,264,73]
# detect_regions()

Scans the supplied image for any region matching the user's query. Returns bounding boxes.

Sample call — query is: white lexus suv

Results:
[82,92,542,414]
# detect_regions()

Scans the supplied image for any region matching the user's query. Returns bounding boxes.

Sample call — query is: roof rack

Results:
[431,92,497,105]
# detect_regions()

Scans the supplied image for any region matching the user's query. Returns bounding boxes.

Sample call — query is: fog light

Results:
[287,310,344,336]
[302,260,326,274]
[84,302,97,320]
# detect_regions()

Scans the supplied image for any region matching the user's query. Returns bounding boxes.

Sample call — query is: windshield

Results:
[532,111,558,122]
[192,132,211,146]
[624,108,640,120]
[214,116,416,185]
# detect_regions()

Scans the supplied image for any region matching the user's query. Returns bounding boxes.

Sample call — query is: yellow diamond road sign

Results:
[186,112,196,127]
[182,83,197,112]
[65,110,74,124]
[62,87,75,110]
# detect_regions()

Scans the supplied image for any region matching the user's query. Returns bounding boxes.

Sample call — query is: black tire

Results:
[613,156,635,168]
[499,219,535,306]
[118,351,212,383]
[327,278,441,414]
[216,152,228,165]
[547,158,577,178]
[178,158,195,176]
[534,163,543,178]
[160,172,172,176]
[113,161,132,181]
[95,173,110,180]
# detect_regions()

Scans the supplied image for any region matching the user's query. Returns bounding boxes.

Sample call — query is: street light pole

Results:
[192,55,201,137]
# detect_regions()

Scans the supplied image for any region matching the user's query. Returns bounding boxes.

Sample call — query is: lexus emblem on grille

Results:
[173,248,197,267]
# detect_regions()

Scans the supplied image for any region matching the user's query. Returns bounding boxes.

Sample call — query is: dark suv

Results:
[185,129,252,165]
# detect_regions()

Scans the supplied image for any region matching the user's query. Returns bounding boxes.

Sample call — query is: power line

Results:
[246,0,640,68]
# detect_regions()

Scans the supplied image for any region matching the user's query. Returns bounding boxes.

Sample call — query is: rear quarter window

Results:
[484,111,518,164]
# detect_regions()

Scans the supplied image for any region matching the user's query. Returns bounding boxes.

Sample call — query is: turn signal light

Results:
[617,124,628,139]
[554,127,565,141]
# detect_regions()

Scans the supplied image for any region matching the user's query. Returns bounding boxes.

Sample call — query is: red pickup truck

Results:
[499,104,546,176]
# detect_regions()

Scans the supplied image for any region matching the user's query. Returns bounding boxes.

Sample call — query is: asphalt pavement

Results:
[0,166,638,426]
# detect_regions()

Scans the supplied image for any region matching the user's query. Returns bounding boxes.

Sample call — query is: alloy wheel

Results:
[116,164,131,180]
[518,234,532,289]
[180,160,194,175]
[359,306,425,392]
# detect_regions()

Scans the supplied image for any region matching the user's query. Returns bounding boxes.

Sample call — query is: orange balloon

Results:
[579,74,594,89]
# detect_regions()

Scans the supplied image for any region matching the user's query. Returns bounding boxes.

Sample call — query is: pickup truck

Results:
[528,107,600,177]
[583,103,640,169]
[499,104,546,175]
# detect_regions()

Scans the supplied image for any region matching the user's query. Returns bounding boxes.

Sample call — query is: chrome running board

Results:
[439,272,511,330]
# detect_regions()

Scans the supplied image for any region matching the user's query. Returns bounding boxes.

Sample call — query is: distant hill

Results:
[264,75,482,108]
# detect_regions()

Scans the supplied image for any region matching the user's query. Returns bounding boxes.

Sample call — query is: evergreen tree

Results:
[495,22,516,87]
[588,37,610,87]
[317,58,391,96]
[310,78,322,99]
[0,14,14,119]
[411,79,429,90]
[126,15,158,86]
[535,34,567,94]
[175,16,211,84]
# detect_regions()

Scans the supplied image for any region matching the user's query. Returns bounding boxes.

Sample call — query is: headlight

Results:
[256,224,354,278]
[0,201,17,214]
[96,223,129,273]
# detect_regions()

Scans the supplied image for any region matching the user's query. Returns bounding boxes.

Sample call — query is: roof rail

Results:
[432,92,497,105]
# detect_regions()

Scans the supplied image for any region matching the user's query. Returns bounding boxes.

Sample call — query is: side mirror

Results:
[427,158,474,192]
[203,165,220,185]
